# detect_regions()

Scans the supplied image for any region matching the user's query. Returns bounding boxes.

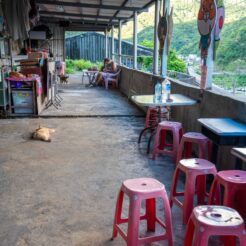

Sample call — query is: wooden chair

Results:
[103,69,121,89]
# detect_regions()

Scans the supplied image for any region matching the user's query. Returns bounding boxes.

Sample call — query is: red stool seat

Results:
[112,178,173,246]
[209,170,246,218]
[152,121,183,162]
[176,132,212,165]
[170,158,217,224]
[184,205,246,246]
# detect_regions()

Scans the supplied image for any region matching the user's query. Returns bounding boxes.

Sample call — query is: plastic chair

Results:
[170,158,217,224]
[176,132,212,165]
[208,170,246,218]
[184,205,246,246]
[104,69,121,89]
[152,121,183,162]
[112,178,173,246]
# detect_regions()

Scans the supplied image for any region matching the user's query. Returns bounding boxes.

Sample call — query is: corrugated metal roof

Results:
[37,0,155,30]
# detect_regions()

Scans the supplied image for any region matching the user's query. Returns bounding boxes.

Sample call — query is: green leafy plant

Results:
[167,50,186,73]
[65,59,102,74]
[65,67,75,74]
[137,49,186,73]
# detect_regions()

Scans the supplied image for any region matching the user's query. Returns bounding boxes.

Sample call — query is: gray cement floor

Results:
[0,74,187,245]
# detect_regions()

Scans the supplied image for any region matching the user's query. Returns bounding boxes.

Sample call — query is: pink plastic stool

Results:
[152,121,183,162]
[184,205,246,246]
[112,178,173,246]
[176,132,212,165]
[209,170,246,218]
[170,158,217,224]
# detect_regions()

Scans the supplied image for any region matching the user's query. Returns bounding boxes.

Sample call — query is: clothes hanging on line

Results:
[2,0,31,41]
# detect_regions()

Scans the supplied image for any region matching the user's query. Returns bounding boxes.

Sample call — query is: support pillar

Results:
[118,20,122,65]
[133,11,138,69]
[105,30,108,58]
[206,28,215,89]
[161,0,170,77]
[111,26,114,60]
[153,0,160,74]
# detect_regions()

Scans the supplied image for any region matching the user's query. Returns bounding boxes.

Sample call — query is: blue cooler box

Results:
[12,90,33,114]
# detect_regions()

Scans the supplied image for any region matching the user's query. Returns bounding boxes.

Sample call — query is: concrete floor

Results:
[0,74,187,245]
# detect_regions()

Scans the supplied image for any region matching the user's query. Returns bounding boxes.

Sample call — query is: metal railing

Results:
[213,76,246,98]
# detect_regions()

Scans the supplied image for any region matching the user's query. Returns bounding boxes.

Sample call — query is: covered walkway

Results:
[0,76,185,245]
[41,74,143,117]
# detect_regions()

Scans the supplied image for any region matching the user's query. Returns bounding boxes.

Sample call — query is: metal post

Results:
[206,28,215,89]
[161,0,170,77]
[153,0,160,74]
[105,30,108,58]
[118,20,122,65]
[133,11,138,69]
[111,26,114,60]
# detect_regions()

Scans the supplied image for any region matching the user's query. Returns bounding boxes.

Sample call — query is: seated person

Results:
[95,58,117,85]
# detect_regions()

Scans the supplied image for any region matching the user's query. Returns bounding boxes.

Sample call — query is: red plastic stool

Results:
[152,121,183,162]
[144,107,158,129]
[208,170,246,218]
[184,205,246,246]
[144,107,167,129]
[170,158,217,224]
[176,132,212,165]
[112,178,173,246]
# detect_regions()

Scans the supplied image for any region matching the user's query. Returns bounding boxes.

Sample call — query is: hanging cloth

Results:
[158,10,168,56]
[197,0,217,92]
[214,0,225,59]
[2,0,31,41]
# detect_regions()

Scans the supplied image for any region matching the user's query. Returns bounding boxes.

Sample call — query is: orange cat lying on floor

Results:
[32,126,55,142]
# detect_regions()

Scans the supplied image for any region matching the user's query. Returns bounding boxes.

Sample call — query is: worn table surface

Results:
[231,147,246,161]
[198,118,246,136]
[131,94,197,107]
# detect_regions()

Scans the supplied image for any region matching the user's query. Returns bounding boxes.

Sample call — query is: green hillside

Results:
[122,0,246,70]
[216,17,246,69]
[135,21,199,55]
[133,17,246,70]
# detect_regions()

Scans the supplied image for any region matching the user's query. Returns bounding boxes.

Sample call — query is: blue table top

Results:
[198,118,246,136]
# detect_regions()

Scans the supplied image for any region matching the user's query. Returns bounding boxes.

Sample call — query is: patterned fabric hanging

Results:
[214,0,225,59]
[158,10,168,56]
[198,0,217,62]
[197,0,217,91]
[167,7,174,53]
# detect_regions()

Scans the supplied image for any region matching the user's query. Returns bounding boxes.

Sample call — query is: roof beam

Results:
[97,0,103,22]
[39,10,129,20]
[37,0,142,11]
[41,20,110,31]
[111,0,129,22]
[40,16,117,26]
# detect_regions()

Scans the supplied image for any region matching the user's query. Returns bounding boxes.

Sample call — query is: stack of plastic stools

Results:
[170,158,217,224]
[184,205,246,246]
[144,107,167,130]
[176,132,212,165]
[144,107,158,130]
[209,170,246,218]
[152,121,183,162]
[111,178,173,246]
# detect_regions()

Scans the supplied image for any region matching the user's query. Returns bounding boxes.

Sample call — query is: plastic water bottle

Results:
[161,80,166,100]
[165,79,171,100]
[154,80,162,102]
